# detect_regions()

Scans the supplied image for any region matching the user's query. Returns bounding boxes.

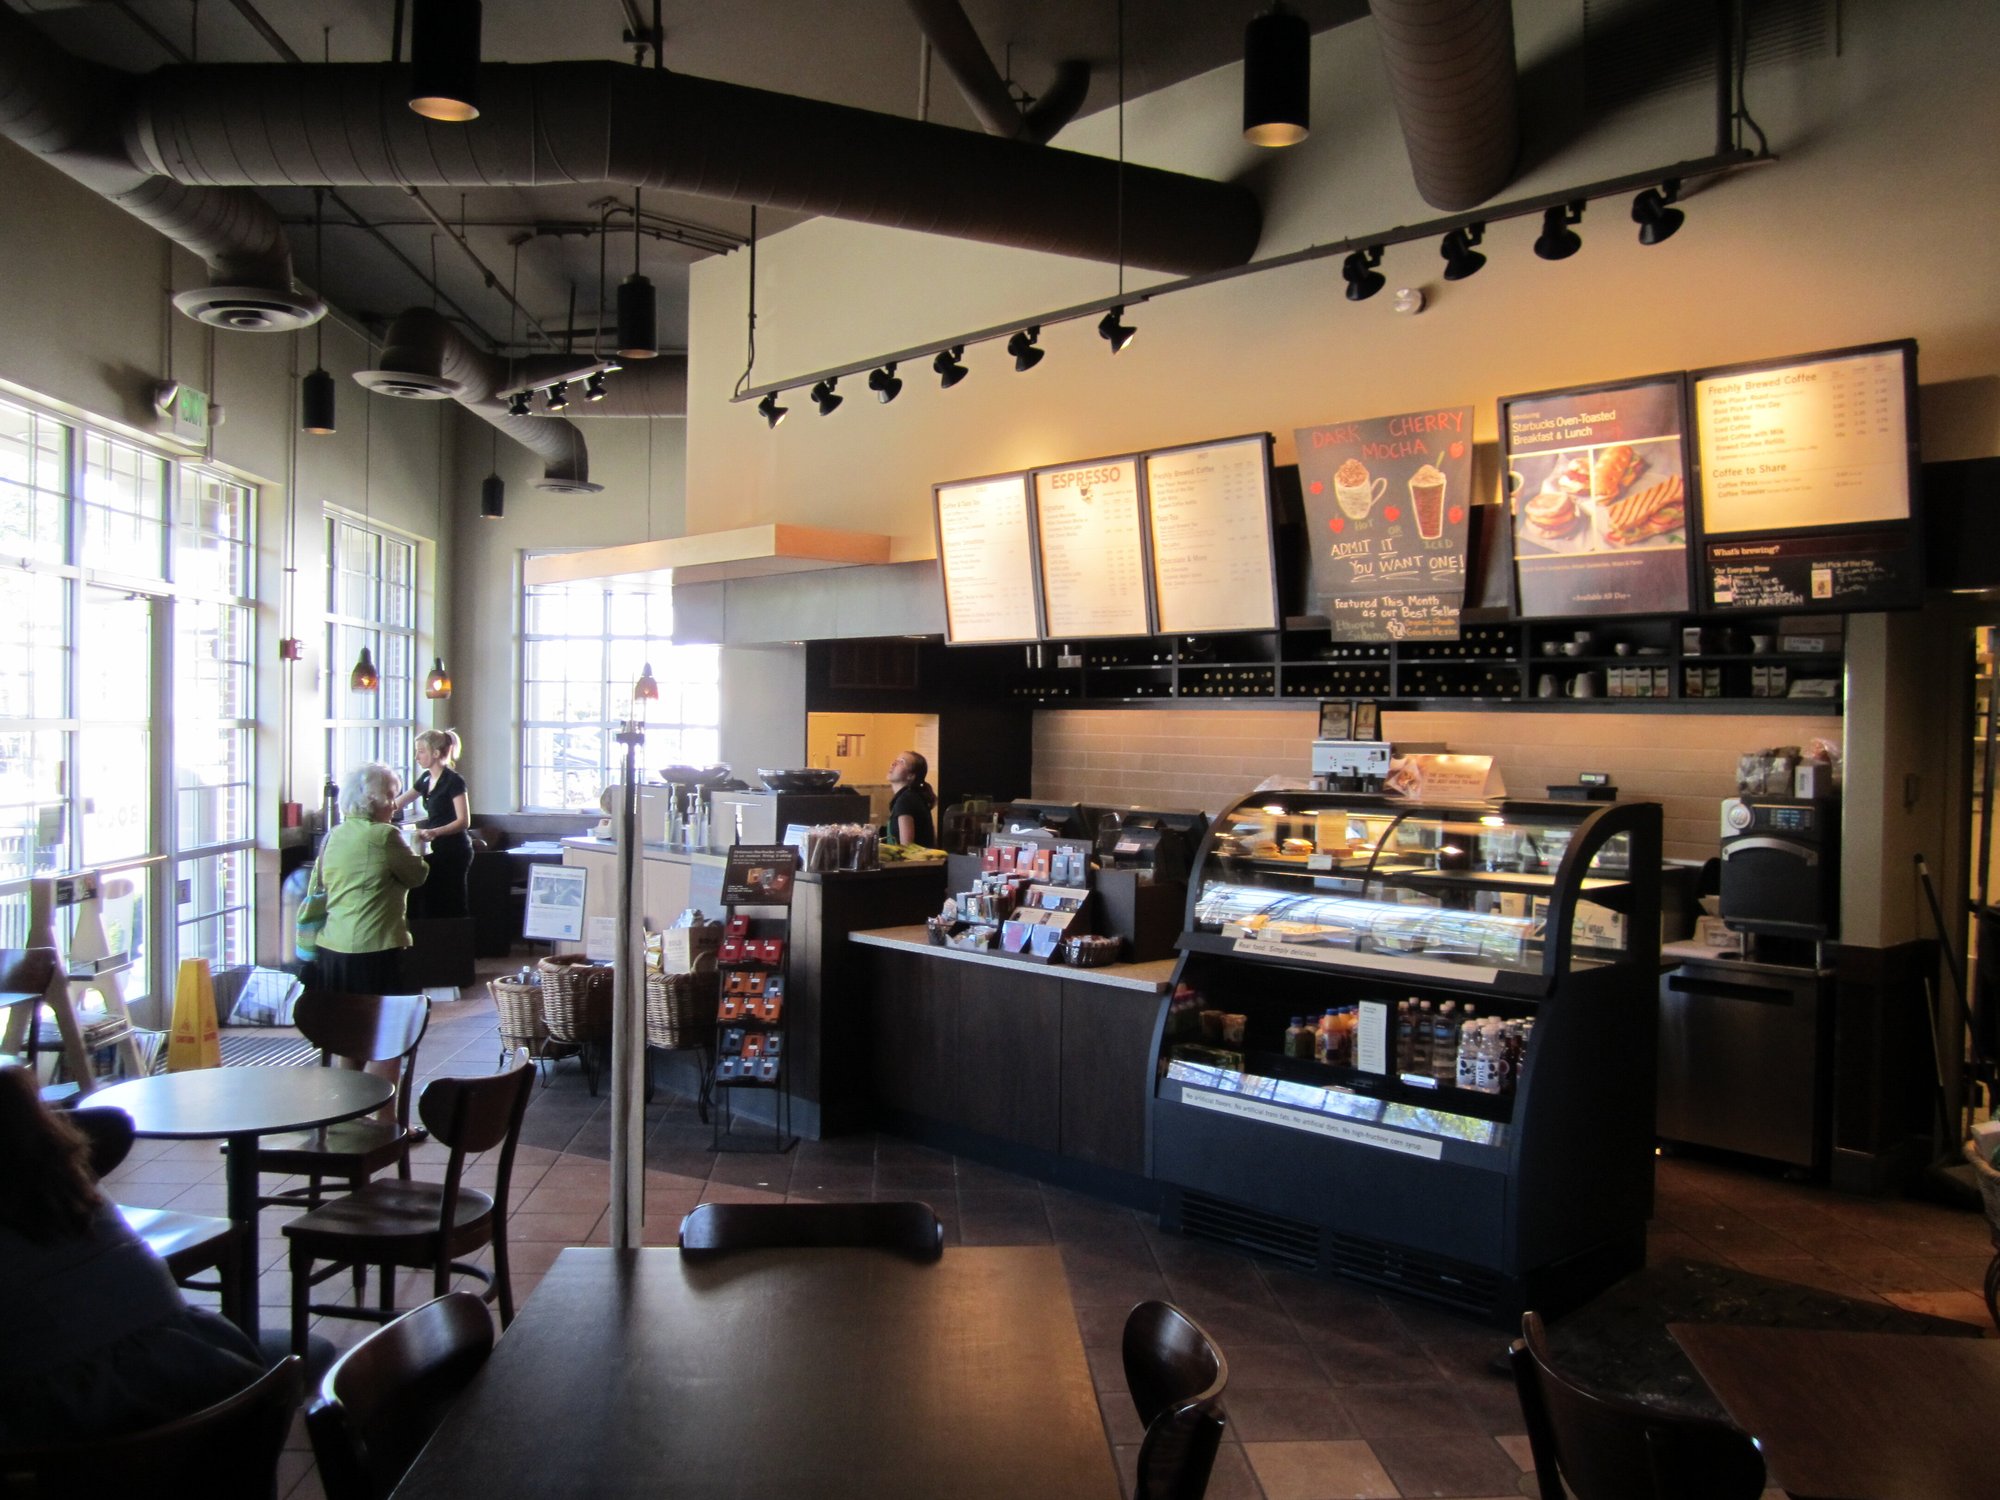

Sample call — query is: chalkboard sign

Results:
[1692,340,1921,614]
[1329,592,1462,639]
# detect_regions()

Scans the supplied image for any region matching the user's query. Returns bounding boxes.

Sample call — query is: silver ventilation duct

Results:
[0,6,321,329]
[369,306,602,493]
[125,60,1261,276]
[547,357,688,420]
[903,0,1091,144]
[1368,0,1520,213]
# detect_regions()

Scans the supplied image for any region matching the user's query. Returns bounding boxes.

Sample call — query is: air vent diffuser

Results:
[353,369,459,399]
[171,285,325,332]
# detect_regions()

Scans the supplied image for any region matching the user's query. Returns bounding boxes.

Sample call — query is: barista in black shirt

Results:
[396,728,472,918]
[886,750,937,848]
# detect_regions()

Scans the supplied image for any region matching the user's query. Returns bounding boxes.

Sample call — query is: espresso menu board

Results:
[1502,375,1693,619]
[1693,341,1921,613]
[1033,456,1151,638]
[1143,435,1280,634]
[934,472,1039,644]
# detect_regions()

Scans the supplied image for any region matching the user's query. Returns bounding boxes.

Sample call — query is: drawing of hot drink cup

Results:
[1333,458,1386,520]
[1409,464,1447,540]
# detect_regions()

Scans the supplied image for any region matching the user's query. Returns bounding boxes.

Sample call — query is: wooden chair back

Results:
[0,1354,301,1500]
[0,947,59,996]
[677,1200,945,1260]
[65,1104,137,1178]
[306,1292,494,1500]
[416,1060,535,1220]
[1510,1310,1766,1500]
[1122,1301,1229,1500]
[297,991,430,1124]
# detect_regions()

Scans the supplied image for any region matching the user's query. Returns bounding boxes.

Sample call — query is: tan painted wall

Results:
[1032,706,1843,865]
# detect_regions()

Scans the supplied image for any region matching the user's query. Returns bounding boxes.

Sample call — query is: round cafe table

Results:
[88,1066,395,1341]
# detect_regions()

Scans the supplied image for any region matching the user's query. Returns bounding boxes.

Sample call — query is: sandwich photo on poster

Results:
[1296,405,1475,641]
[1502,375,1693,618]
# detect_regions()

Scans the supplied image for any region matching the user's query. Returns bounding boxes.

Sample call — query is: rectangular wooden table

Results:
[1669,1323,2000,1500]
[391,1245,1125,1500]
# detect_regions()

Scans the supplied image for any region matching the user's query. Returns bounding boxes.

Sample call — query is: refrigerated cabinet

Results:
[1149,792,1661,1323]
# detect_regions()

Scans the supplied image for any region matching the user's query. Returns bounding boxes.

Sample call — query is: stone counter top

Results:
[849,925,1177,994]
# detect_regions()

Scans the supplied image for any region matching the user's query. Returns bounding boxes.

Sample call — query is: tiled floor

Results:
[98,977,1999,1500]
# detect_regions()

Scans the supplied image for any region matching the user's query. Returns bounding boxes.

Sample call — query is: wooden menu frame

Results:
[1141,432,1282,636]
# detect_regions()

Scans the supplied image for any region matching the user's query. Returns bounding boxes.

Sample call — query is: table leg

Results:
[223,1132,263,1341]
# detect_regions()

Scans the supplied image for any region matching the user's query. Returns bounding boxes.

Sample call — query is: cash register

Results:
[1087,806,1208,885]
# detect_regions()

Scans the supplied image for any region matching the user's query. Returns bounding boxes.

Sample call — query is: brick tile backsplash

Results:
[1030,707,1842,863]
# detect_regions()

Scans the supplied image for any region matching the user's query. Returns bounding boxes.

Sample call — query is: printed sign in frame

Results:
[1030,452,1154,639]
[1141,433,1282,636]
[932,470,1041,644]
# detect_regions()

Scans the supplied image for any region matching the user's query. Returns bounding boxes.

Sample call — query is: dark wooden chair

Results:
[305,1292,495,1500]
[255,991,431,1211]
[677,1200,945,1261]
[0,1354,301,1500]
[1122,1301,1229,1500]
[284,1060,535,1356]
[66,1104,247,1327]
[1510,1310,1767,1500]
[0,947,59,1072]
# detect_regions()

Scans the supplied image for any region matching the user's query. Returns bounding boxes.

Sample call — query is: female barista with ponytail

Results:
[886,750,937,849]
[397,728,472,918]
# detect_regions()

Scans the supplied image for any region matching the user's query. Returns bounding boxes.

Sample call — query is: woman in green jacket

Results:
[313,762,429,993]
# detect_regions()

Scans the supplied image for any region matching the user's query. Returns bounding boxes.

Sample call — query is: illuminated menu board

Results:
[934,472,1039,644]
[1033,455,1151,638]
[1143,434,1280,634]
[1692,341,1921,613]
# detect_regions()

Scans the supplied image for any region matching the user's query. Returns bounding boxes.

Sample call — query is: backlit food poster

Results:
[1296,405,1475,641]
[933,471,1039,644]
[1502,374,1693,618]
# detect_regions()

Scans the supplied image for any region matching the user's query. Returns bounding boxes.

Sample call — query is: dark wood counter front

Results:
[851,928,1172,1202]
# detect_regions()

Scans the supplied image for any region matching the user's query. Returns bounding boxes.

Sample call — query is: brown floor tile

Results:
[1245,1439,1397,1500]
[1370,1430,1524,1498]
[1224,1386,1359,1442]
[1217,1342,1332,1390]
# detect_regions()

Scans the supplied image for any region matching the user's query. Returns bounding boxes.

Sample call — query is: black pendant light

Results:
[1243,2,1310,148]
[408,0,482,122]
[633,662,660,704]
[301,189,335,433]
[349,644,380,693]
[480,471,505,519]
[423,657,453,699]
[615,189,659,360]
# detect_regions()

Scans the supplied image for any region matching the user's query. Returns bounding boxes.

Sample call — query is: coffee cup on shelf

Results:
[1537,674,1559,699]
[1566,672,1599,699]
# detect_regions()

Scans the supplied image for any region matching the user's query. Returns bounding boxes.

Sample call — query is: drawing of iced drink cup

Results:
[1409,464,1447,540]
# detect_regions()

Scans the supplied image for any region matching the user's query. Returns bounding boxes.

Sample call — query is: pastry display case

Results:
[1149,791,1661,1324]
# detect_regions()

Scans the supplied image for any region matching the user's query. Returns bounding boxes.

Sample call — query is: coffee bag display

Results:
[1297,406,1475,641]
[1502,374,1693,619]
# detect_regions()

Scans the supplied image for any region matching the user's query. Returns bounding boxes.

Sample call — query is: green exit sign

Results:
[168,384,208,445]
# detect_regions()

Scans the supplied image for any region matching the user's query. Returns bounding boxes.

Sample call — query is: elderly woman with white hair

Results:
[312,762,429,993]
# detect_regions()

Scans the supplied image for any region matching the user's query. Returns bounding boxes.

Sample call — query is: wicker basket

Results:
[540,954,612,1045]
[646,956,719,1051]
[489,975,551,1055]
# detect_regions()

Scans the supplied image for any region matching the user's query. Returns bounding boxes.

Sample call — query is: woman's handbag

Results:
[294,860,328,963]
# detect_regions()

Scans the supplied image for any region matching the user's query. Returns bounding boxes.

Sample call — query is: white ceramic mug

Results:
[1537,674,1559,699]
[1335,474,1387,520]
[1566,672,1599,699]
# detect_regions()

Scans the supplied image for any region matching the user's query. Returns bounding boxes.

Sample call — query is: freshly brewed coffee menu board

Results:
[1143,434,1280,634]
[1692,341,1920,613]
[935,472,1039,644]
[1033,456,1151,638]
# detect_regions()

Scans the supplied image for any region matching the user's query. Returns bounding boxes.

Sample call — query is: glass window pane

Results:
[0,730,68,878]
[177,599,252,720]
[0,401,69,562]
[173,472,251,595]
[80,434,166,578]
[80,727,150,864]
[177,725,250,848]
[0,573,69,719]
[96,865,151,1013]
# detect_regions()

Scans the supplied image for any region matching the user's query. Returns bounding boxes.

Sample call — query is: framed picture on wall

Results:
[1317,700,1353,741]
[1352,701,1381,742]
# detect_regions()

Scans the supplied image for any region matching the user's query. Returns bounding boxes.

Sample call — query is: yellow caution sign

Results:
[166,957,220,1071]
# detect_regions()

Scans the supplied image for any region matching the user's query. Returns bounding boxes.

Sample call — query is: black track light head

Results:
[758,391,788,429]
[1242,2,1310,147]
[408,0,481,121]
[584,371,607,401]
[1342,246,1385,302]
[933,346,968,389]
[1006,327,1045,373]
[480,472,504,519]
[545,379,569,412]
[301,367,336,434]
[506,390,531,417]
[1535,201,1586,261]
[811,378,842,416]
[1097,307,1136,354]
[1439,223,1487,281]
[868,363,903,404]
[1632,179,1684,246]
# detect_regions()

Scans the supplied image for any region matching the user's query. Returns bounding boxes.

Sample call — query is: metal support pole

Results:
[609,721,647,1248]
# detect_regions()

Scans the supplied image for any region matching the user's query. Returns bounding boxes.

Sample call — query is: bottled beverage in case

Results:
[1395,1000,1414,1072]
[1431,1002,1459,1080]
[1473,1023,1505,1094]
[1410,1001,1433,1073]
[1315,1008,1338,1064]
[1284,1016,1310,1060]
[1455,1020,1481,1090]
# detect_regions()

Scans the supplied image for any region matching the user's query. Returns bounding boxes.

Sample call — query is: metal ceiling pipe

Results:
[0,7,318,326]
[1367,0,1520,212]
[369,306,602,492]
[125,59,1261,275]
[551,357,688,419]
[902,0,1091,144]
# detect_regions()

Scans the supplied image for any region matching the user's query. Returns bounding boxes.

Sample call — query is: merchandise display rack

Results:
[710,850,798,1155]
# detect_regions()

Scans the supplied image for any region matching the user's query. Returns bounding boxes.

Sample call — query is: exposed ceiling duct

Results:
[123,59,1261,276]
[550,357,688,420]
[1368,0,1521,212]
[0,5,321,330]
[903,0,1091,144]
[368,305,602,493]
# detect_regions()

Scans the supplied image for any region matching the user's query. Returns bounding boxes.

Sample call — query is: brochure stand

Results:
[711,845,799,1155]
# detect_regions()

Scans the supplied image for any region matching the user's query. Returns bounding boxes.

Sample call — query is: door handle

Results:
[1720,837,1818,865]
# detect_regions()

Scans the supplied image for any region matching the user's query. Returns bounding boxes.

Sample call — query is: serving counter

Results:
[849,927,1175,1204]
[560,839,947,1137]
